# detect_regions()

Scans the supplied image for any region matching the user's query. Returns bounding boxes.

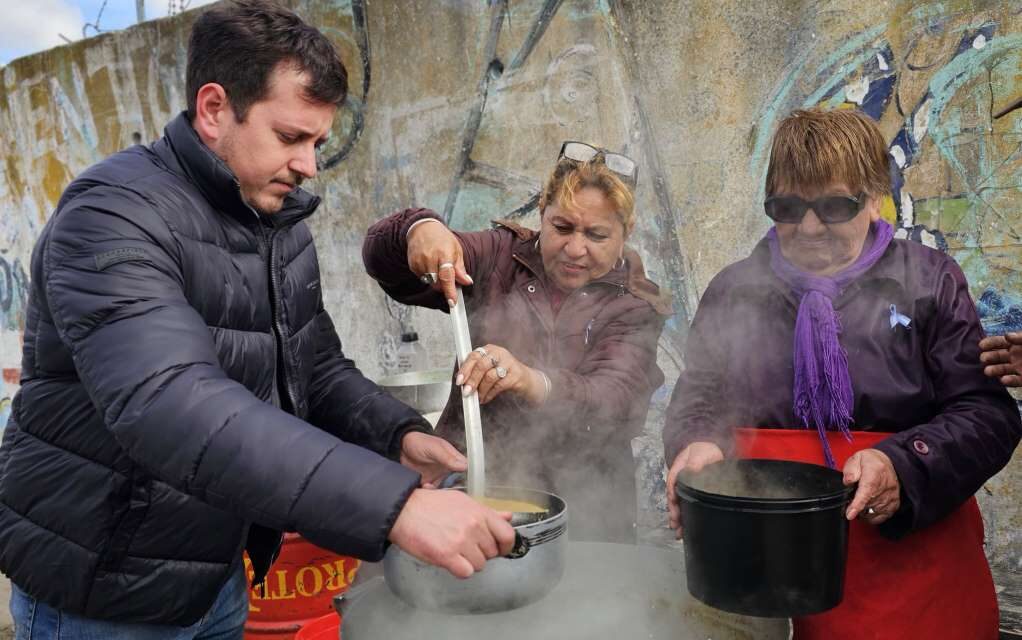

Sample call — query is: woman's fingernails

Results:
[465,275,474,284]
[462,385,473,397]
[455,374,464,385]
[448,298,456,308]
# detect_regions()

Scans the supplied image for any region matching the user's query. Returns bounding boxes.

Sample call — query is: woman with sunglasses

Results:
[363,142,670,541]
[663,108,1019,639]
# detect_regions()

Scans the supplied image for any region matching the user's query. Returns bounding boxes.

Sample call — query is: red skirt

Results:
[734,428,998,640]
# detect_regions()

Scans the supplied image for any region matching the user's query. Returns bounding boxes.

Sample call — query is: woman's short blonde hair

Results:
[539,158,636,236]
[766,108,891,198]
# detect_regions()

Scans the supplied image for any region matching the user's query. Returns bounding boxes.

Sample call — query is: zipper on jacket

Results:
[265,227,301,415]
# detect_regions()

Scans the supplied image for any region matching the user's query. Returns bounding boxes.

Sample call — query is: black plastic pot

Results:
[676,458,855,618]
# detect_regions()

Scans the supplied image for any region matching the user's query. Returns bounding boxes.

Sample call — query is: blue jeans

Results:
[10,563,248,640]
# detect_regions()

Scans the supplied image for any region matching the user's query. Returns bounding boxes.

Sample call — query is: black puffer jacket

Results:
[0,112,426,625]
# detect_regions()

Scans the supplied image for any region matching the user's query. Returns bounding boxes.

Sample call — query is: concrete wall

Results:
[1,0,1020,627]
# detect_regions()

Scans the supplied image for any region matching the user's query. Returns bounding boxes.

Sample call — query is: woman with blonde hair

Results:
[664,108,1020,638]
[364,142,670,541]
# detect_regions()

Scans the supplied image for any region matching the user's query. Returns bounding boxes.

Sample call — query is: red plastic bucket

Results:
[243,534,358,639]
[293,613,340,640]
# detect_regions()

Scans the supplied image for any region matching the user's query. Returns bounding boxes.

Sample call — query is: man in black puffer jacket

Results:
[0,1,514,636]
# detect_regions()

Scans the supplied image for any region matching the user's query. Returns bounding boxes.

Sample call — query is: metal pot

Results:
[337,542,790,640]
[376,368,451,415]
[380,486,567,614]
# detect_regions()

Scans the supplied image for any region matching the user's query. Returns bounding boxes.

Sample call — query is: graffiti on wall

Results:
[750,5,1022,334]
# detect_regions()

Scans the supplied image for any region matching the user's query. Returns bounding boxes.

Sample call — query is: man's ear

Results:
[192,83,233,147]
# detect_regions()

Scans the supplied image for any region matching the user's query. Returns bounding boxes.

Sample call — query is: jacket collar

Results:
[158,111,321,228]
[497,220,673,315]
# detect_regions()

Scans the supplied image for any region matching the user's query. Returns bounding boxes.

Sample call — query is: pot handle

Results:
[333,575,384,617]
[503,522,567,560]
[504,532,531,559]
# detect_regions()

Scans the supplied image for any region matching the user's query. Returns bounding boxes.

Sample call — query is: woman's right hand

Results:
[666,441,724,539]
[407,220,474,307]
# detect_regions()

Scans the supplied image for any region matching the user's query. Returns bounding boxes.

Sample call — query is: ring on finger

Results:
[495,366,508,379]
[420,272,438,285]
[473,347,489,357]
[438,262,455,270]
[488,355,500,368]
[866,506,877,516]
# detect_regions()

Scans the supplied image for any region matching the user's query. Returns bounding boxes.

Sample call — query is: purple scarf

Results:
[766,220,894,468]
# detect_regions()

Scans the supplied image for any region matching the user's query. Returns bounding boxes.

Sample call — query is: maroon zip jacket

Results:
[663,235,1021,537]
[364,208,671,541]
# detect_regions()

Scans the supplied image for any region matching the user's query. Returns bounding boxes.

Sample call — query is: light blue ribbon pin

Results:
[889,304,911,330]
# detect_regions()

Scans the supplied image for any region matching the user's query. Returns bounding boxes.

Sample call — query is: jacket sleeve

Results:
[361,207,512,309]
[662,273,736,464]
[43,186,420,561]
[873,258,1022,538]
[539,299,667,433]
[306,306,431,459]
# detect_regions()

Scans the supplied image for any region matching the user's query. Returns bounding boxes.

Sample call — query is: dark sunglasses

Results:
[558,141,638,185]
[763,193,866,224]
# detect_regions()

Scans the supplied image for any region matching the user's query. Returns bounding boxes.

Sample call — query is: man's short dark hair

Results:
[186,0,348,121]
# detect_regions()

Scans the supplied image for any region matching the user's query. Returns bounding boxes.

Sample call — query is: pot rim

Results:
[444,485,568,531]
[676,458,855,510]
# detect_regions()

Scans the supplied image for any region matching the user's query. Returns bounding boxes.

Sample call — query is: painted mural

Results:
[749,3,1022,335]
[0,0,1020,627]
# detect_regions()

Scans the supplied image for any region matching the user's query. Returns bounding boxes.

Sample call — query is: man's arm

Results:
[44,186,419,560]
[305,305,430,459]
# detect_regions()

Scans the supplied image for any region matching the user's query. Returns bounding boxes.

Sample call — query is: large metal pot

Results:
[337,542,790,639]
[376,368,451,415]
[381,486,567,614]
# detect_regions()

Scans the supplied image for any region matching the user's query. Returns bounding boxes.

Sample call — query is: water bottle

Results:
[396,332,427,374]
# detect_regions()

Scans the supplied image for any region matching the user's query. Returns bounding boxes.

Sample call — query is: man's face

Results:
[214,66,336,214]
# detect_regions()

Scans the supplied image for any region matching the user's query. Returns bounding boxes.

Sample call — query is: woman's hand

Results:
[407,220,473,307]
[666,442,724,538]
[456,344,546,405]
[979,332,1022,387]
[843,448,901,525]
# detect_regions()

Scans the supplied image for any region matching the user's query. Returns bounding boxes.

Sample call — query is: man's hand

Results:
[388,488,516,578]
[400,432,467,488]
[843,448,900,525]
[979,332,1022,387]
[407,220,473,307]
[666,442,724,538]
[456,344,546,405]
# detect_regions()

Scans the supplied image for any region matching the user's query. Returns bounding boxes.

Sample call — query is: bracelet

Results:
[538,370,552,405]
[405,217,444,239]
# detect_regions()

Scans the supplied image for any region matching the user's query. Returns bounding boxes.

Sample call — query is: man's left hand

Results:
[843,448,901,525]
[400,431,468,488]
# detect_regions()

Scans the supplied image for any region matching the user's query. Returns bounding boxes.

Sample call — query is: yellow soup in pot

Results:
[476,496,548,514]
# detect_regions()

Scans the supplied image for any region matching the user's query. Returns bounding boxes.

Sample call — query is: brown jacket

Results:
[364,208,671,541]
